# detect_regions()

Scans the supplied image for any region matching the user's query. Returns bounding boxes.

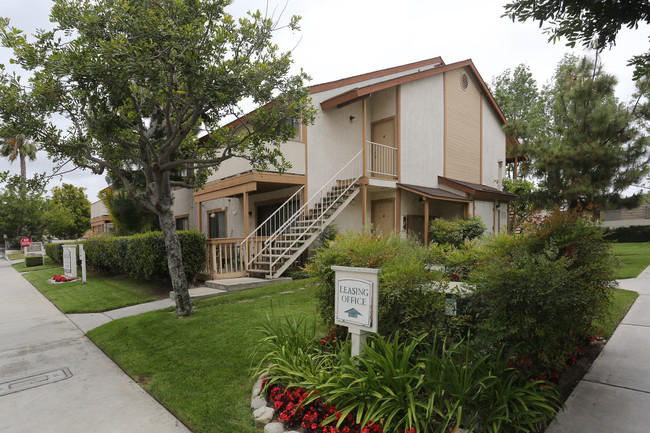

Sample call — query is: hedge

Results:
[47,231,206,282]
[604,225,650,243]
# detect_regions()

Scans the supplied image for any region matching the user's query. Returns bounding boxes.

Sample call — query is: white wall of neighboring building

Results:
[474,200,495,233]
[400,74,445,187]
[482,97,506,189]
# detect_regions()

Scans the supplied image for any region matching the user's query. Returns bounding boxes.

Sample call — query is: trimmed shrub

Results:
[25,255,43,267]
[306,231,469,341]
[604,225,650,243]
[45,243,63,264]
[83,230,206,281]
[469,211,617,372]
[429,216,486,247]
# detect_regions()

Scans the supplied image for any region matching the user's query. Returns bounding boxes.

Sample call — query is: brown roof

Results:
[438,177,517,201]
[319,59,510,127]
[397,183,471,203]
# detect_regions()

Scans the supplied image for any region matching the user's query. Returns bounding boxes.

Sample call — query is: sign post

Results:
[332,266,381,357]
[62,245,78,279]
[79,245,87,283]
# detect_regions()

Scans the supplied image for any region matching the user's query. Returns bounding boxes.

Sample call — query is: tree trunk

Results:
[158,205,194,317]
[20,153,26,180]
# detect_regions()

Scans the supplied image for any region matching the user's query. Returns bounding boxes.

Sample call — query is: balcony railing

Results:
[367,141,397,178]
[205,238,247,279]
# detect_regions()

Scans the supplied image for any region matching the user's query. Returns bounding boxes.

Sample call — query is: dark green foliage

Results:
[429,217,486,247]
[255,320,562,433]
[469,211,617,371]
[44,242,62,264]
[99,189,159,235]
[604,225,650,243]
[83,231,205,282]
[306,231,469,341]
[503,0,650,81]
[25,255,43,267]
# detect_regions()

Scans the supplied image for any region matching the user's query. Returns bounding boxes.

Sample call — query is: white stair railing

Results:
[367,140,398,178]
[260,150,363,276]
[241,186,304,268]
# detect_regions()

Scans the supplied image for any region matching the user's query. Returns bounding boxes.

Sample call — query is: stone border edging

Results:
[250,373,300,433]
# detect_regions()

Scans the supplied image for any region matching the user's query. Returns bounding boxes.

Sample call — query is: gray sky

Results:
[0,0,648,202]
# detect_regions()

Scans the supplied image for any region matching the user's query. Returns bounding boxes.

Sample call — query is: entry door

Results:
[370,118,396,176]
[371,199,395,235]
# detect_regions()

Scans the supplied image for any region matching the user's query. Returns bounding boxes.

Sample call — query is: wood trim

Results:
[396,85,402,182]
[194,182,257,203]
[438,177,517,201]
[197,201,202,235]
[395,188,402,233]
[397,184,471,204]
[443,72,447,178]
[472,200,476,217]
[362,99,368,177]
[478,94,483,183]
[362,184,368,228]
[309,57,444,94]
[243,192,250,237]
[424,198,429,245]
[174,213,189,219]
[194,172,305,198]
[205,207,227,240]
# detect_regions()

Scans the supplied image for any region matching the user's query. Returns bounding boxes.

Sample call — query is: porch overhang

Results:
[397,183,471,203]
[438,176,517,201]
[193,171,306,203]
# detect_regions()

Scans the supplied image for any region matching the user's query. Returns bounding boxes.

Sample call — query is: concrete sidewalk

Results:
[547,265,650,433]
[0,258,190,433]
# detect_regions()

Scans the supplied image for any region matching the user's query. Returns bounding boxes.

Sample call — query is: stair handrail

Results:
[240,185,304,264]
[260,149,363,275]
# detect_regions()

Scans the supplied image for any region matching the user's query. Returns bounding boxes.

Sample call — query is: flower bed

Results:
[49,274,78,283]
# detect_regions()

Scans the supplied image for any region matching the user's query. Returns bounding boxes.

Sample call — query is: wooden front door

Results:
[370,118,396,176]
[371,198,395,235]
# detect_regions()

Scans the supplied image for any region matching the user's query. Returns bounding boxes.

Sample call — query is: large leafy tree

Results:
[0,0,314,316]
[0,172,49,245]
[46,183,91,239]
[503,0,650,80]
[99,188,160,235]
[532,55,649,210]
[491,64,545,178]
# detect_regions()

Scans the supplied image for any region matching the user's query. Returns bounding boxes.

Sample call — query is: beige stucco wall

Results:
[400,74,445,187]
[444,68,481,184]
[90,200,109,219]
[370,88,397,122]
[204,140,306,184]
[482,97,506,189]
[171,188,198,230]
[199,197,243,238]
[474,200,495,233]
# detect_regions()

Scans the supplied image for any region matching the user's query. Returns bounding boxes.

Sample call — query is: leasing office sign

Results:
[333,266,380,333]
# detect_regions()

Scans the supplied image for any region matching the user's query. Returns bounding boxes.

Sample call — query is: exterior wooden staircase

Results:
[241,150,363,279]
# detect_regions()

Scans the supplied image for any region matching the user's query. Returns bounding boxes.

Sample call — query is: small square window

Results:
[175,216,189,231]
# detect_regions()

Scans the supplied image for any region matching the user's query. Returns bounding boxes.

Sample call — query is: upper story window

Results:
[277,118,302,142]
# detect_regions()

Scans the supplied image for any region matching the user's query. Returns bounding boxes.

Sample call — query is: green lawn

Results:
[612,242,650,279]
[593,288,639,338]
[22,267,168,313]
[12,257,60,273]
[7,252,24,260]
[88,279,320,433]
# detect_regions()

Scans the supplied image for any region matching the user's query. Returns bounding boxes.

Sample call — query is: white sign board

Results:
[62,245,77,278]
[79,244,87,283]
[332,266,380,356]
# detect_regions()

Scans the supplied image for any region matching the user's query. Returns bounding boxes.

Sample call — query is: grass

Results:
[88,279,320,433]
[7,252,24,260]
[12,257,60,273]
[612,242,650,279]
[593,288,639,338]
[22,267,169,313]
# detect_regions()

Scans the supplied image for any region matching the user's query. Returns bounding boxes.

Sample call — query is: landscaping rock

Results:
[253,406,274,427]
[264,422,285,433]
[251,396,267,411]
[252,379,263,397]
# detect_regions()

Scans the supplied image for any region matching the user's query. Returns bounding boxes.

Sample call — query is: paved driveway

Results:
[0,259,190,433]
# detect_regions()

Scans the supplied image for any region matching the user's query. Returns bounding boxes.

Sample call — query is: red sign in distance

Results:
[20,237,32,247]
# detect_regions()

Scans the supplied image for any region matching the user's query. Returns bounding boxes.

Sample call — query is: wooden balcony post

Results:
[424,198,429,246]
[362,184,368,229]
[362,98,367,178]
[197,201,202,234]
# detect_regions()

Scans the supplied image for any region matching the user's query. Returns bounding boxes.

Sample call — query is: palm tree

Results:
[1,135,38,179]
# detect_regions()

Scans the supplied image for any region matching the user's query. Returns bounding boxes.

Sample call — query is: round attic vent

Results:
[460,73,469,90]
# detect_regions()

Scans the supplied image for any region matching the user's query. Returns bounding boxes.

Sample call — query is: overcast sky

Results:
[0,0,648,202]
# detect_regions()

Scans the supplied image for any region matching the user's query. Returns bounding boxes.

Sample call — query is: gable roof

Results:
[438,176,517,201]
[309,57,444,95]
[319,59,509,127]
